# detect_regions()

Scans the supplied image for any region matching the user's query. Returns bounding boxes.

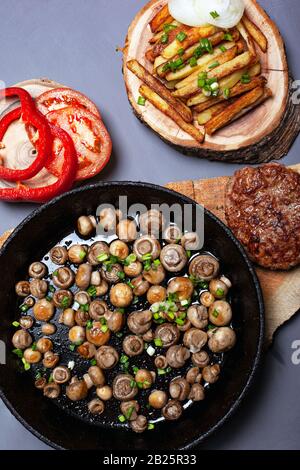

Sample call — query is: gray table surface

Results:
[0,0,299,451]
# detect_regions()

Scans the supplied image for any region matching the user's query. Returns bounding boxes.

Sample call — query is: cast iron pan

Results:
[0,182,264,450]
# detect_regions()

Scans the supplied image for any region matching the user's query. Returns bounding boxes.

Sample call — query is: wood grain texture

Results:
[166,163,300,346]
[123,0,300,163]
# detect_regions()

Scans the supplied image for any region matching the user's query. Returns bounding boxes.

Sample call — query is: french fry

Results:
[149,21,180,44]
[149,4,170,33]
[162,25,217,60]
[237,21,256,58]
[155,15,174,32]
[206,51,252,81]
[197,102,229,125]
[205,86,269,135]
[139,84,205,143]
[227,87,272,122]
[242,15,268,52]
[127,59,192,123]
[153,55,167,72]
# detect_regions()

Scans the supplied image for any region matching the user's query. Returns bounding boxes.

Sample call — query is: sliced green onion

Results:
[20,304,29,313]
[117,271,125,280]
[125,406,135,420]
[97,253,109,262]
[31,342,37,351]
[223,88,231,99]
[46,295,52,302]
[49,285,55,293]
[216,288,225,297]
[137,96,146,106]
[86,320,93,330]
[219,45,227,53]
[210,10,220,19]
[153,259,161,266]
[132,366,139,374]
[12,348,23,358]
[130,380,136,388]
[81,303,89,312]
[224,33,233,41]
[212,309,219,318]
[79,250,86,260]
[69,344,76,351]
[115,331,123,338]
[241,73,251,84]
[90,359,97,366]
[177,47,184,56]
[208,61,220,69]
[176,31,187,42]
[154,338,163,347]
[124,253,136,265]
[120,354,129,364]
[142,253,152,261]
[180,299,189,307]
[161,32,169,44]
[163,23,177,33]
[189,57,198,67]
[148,423,155,430]
[101,324,108,333]
[61,296,70,308]
[22,357,30,371]
[175,318,185,326]
[118,415,126,423]
[12,321,20,327]
[87,285,97,297]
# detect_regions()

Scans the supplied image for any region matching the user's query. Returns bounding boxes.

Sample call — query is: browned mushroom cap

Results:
[52,365,71,384]
[183,328,208,353]
[74,291,90,306]
[19,316,34,329]
[60,308,75,327]
[88,365,106,386]
[105,311,125,333]
[35,377,47,390]
[53,289,73,308]
[101,263,123,284]
[90,270,101,286]
[139,209,165,235]
[88,398,105,415]
[86,322,111,346]
[12,329,32,350]
[43,382,61,399]
[162,400,183,421]
[208,327,236,352]
[186,367,202,384]
[130,415,148,433]
[117,219,137,242]
[155,324,180,348]
[95,345,119,369]
[88,300,107,321]
[75,263,92,290]
[109,240,129,260]
[77,341,96,359]
[29,279,48,299]
[177,319,192,332]
[41,323,56,335]
[124,260,143,278]
[131,276,150,296]
[50,246,68,265]
[67,244,87,264]
[28,262,47,279]
[209,279,229,299]
[200,291,215,308]
[69,325,86,344]
[133,235,161,261]
[87,241,110,265]
[143,263,166,285]
[96,385,113,401]
[149,390,168,409]
[120,400,140,420]
[113,374,138,401]
[52,267,75,289]
[181,232,200,251]
[187,304,208,329]
[77,215,96,237]
[209,301,232,326]
[99,207,121,232]
[192,350,210,368]
[36,337,53,354]
[163,225,182,244]
[202,364,220,384]
[167,277,194,301]
[189,254,219,281]
[189,383,205,401]
[15,281,31,297]
[134,369,153,390]
[123,335,144,357]
[169,377,190,401]
[43,351,60,369]
[96,279,109,296]
[166,345,190,368]
[23,348,42,364]
[66,379,88,401]
[110,283,133,307]
[147,285,167,304]
[127,310,152,335]
[33,298,55,321]
[75,309,90,327]
[160,244,188,272]
[154,355,168,369]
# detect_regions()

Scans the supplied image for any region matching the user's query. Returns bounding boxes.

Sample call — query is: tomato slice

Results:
[45,106,112,181]
[35,88,101,119]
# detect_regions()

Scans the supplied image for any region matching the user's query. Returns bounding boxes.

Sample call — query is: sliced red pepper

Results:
[0,88,53,181]
[0,124,77,203]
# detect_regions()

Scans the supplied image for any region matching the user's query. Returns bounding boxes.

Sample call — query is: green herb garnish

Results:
[176,31,187,42]
[137,96,146,106]
[210,10,220,19]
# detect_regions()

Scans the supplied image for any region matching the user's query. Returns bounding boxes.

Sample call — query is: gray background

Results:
[0,0,299,450]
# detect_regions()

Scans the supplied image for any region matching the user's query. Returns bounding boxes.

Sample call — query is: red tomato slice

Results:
[45,106,112,181]
[35,88,101,119]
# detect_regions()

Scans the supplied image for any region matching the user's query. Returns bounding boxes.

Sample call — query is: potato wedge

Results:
[197,102,229,125]
[162,25,217,60]
[237,21,256,58]
[227,87,272,122]
[127,59,192,123]
[206,51,252,81]
[139,85,205,143]
[242,15,268,52]
[155,15,174,32]
[149,4,170,33]
[149,21,180,44]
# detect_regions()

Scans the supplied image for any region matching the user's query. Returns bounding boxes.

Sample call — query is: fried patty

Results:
[225,163,300,270]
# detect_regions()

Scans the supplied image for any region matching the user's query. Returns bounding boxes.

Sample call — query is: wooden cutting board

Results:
[166,163,300,346]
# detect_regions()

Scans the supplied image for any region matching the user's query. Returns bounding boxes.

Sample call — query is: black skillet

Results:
[0,182,264,450]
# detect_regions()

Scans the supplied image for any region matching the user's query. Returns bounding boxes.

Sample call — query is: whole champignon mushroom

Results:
[187,304,208,329]
[183,328,207,353]
[33,298,54,322]
[169,377,190,401]
[30,279,48,299]
[133,235,161,261]
[66,379,88,401]
[41,323,56,335]
[109,240,129,260]
[155,324,180,348]
[87,241,110,265]
[209,279,229,299]
[50,246,68,265]
[181,232,200,251]
[142,329,154,342]
[177,319,192,332]
[167,277,194,301]
[75,309,90,327]
[123,335,144,357]
[200,291,215,307]
[77,341,96,359]
[139,209,165,236]
[209,301,232,326]
[202,364,221,384]
[120,400,140,420]
[149,390,168,409]
[189,254,219,281]
[88,398,105,415]
[97,385,113,401]
[35,377,47,390]
[95,279,109,296]
[15,281,30,297]
[186,367,202,384]
[101,263,124,284]
[23,348,42,364]
[110,283,133,307]
[147,285,167,304]
[131,276,150,296]
[162,400,183,421]
[52,267,75,289]
[20,316,34,329]
[52,365,71,384]
[166,345,190,368]
[53,289,73,309]
[143,263,165,285]
[74,291,90,306]
[23,296,35,308]
[124,260,143,278]
[95,346,119,369]
[60,308,75,327]
[192,351,210,368]
[127,310,152,335]
[154,355,168,370]
[67,244,87,264]
[77,215,96,237]
[36,337,53,354]
[12,329,32,350]
[163,224,182,244]
[113,374,138,401]
[160,244,188,272]
[69,325,86,344]
[86,322,111,346]
[208,327,236,352]
[75,263,92,290]
[130,415,148,434]
[99,207,121,232]
[106,311,124,333]
[90,271,101,286]
[43,382,60,399]
[88,365,106,386]
[89,300,108,321]
[117,219,137,242]
[189,383,205,401]
[43,351,59,369]
[134,369,153,390]
[28,262,47,279]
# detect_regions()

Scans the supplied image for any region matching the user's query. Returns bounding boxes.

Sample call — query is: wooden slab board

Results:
[166,163,300,346]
